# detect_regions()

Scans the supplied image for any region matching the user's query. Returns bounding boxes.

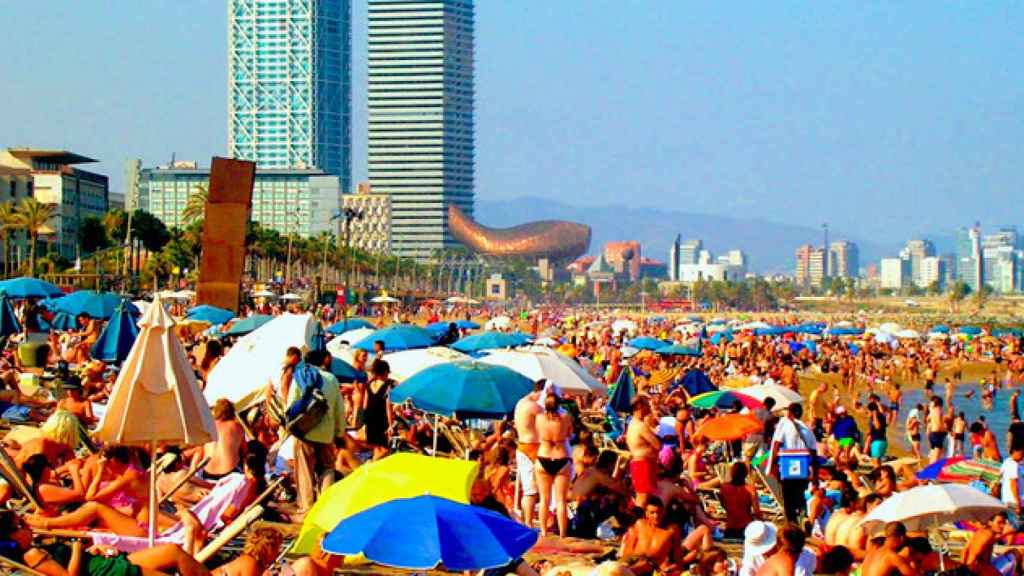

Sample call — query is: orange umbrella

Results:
[694,414,762,442]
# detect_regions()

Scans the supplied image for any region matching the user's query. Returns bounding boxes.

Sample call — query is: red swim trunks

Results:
[630,458,658,495]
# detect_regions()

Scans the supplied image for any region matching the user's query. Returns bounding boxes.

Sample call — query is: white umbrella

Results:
[252,289,276,298]
[370,295,400,304]
[894,329,921,340]
[479,346,607,395]
[834,320,854,328]
[611,319,637,334]
[332,327,374,345]
[205,313,317,409]
[740,321,771,330]
[737,383,804,410]
[327,340,356,366]
[928,332,949,340]
[96,296,216,546]
[381,347,468,382]
[860,484,1004,533]
[879,322,902,334]
[445,296,471,304]
[533,337,560,347]
[172,289,196,300]
[132,300,151,316]
[485,315,512,331]
[280,292,302,301]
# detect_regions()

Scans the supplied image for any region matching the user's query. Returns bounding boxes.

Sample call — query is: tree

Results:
[13,198,57,277]
[182,185,209,224]
[0,202,20,276]
[77,215,110,254]
[109,210,169,253]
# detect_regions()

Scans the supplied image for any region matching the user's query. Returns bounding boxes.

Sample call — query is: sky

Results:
[2,2,1021,244]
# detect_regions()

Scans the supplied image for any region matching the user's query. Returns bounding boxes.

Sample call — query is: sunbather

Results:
[210,527,283,576]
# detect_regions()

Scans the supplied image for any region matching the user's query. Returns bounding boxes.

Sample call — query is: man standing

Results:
[1000,445,1024,530]
[626,396,661,509]
[808,381,829,439]
[290,349,346,513]
[513,380,543,527]
[768,403,818,523]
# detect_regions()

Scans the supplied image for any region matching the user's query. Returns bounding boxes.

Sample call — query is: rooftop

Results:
[4,148,97,165]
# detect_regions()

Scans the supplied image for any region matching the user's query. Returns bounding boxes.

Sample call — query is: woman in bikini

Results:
[535,390,572,538]
[21,454,85,513]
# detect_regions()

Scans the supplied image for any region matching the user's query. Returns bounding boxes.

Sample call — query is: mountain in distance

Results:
[474,196,899,274]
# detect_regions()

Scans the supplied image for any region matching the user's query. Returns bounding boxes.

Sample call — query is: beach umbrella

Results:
[204,313,318,408]
[381,347,469,382]
[223,314,273,337]
[326,317,376,333]
[754,326,788,336]
[390,360,533,420]
[46,311,78,332]
[427,319,480,333]
[917,458,1002,484]
[330,357,367,383]
[353,324,435,353]
[478,347,606,396]
[860,484,1004,533]
[694,414,762,442]
[930,325,950,334]
[0,292,21,337]
[90,300,140,363]
[709,332,733,345]
[451,331,531,354]
[330,327,374,348]
[252,289,276,298]
[96,296,216,546]
[608,367,635,413]
[484,315,513,331]
[916,457,966,481]
[292,453,477,554]
[739,321,771,330]
[370,295,400,304]
[280,292,302,301]
[50,290,139,319]
[894,329,921,340]
[689,390,763,411]
[681,369,717,396]
[611,319,637,334]
[959,326,983,336]
[0,277,63,299]
[655,343,701,357]
[185,305,235,325]
[879,322,902,334]
[737,383,803,410]
[628,336,668,351]
[322,495,538,571]
[824,326,864,337]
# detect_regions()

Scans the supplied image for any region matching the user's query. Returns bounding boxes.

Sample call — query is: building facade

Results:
[679,239,702,267]
[828,240,859,279]
[135,163,341,237]
[367,0,475,259]
[228,0,351,190]
[668,234,681,281]
[0,149,109,260]
[956,225,983,292]
[0,164,33,267]
[341,182,391,254]
[795,244,825,288]
[880,257,910,290]
[899,239,935,287]
[918,256,946,290]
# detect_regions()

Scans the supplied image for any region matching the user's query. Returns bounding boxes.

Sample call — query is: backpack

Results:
[285,362,328,439]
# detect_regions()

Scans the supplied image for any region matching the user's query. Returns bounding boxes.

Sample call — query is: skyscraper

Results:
[228,0,351,190]
[668,234,681,281]
[680,239,703,266]
[956,225,983,291]
[368,0,475,259]
[899,239,935,286]
[795,244,825,288]
[828,240,860,279]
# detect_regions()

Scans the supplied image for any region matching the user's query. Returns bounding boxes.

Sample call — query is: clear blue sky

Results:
[2,2,1020,243]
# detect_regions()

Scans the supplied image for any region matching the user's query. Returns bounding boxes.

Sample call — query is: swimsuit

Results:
[537,456,570,476]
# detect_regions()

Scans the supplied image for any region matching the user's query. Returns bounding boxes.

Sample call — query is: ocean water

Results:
[884,382,1016,456]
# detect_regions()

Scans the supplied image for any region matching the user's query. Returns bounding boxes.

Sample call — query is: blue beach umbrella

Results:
[47,312,79,332]
[825,326,865,337]
[628,336,668,351]
[655,343,702,357]
[326,317,377,334]
[608,367,635,414]
[959,326,983,336]
[0,292,21,337]
[50,291,139,320]
[930,325,950,334]
[223,314,273,337]
[681,369,716,397]
[330,357,367,383]
[186,305,235,325]
[709,332,733,345]
[0,277,64,299]
[427,319,481,333]
[390,360,533,419]
[451,331,530,354]
[321,495,538,571]
[353,324,436,353]
[90,300,139,363]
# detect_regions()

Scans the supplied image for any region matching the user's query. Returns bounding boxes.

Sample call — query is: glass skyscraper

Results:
[228,0,351,192]
[368,0,475,259]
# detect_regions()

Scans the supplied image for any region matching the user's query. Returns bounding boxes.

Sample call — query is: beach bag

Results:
[778,418,814,480]
[284,362,328,439]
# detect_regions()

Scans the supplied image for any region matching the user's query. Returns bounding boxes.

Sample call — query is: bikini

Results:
[537,456,570,475]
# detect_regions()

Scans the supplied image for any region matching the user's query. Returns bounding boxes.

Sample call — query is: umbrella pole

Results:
[148,440,157,547]
[432,413,439,456]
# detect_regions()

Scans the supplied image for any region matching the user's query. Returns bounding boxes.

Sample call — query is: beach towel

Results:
[90,472,250,552]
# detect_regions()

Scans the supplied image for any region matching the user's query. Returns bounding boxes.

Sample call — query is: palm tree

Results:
[13,198,57,277]
[182,184,209,224]
[0,203,20,276]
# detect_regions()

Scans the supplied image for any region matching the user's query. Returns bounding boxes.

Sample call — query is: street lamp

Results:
[332,207,364,331]
[284,209,301,291]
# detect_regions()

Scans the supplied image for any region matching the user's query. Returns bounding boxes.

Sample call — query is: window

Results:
[26,181,32,197]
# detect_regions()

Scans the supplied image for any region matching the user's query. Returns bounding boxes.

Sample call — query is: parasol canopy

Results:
[380,346,469,382]
[736,383,803,410]
[49,290,140,319]
[477,347,606,395]
[860,483,1005,532]
[693,414,762,442]
[451,331,531,354]
[689,390,763,411]
[0,292,21,337]
[390,360,533,420]
[628,336,669,351]
[0,277,63,299]
[186,305,235,325]
[352,324,435,353]
[90,299,140,363]
[326,317,376,333]
[223,314,273,337]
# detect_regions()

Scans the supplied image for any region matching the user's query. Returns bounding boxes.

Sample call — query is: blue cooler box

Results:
[778,449,812,480]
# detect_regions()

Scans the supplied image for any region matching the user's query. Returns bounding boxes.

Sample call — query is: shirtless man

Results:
[860,522,918,576]
[56,377,95,426]
[198,399,246,480]
[535,388,572,537]
[626,396,661,508]
[755,524,808,576]
[926,396,947,464]
[963,512,1008,576]
[809,381,829,436]
[971,421,1002,461]
[619,496,683,575]
[513,380,544,527]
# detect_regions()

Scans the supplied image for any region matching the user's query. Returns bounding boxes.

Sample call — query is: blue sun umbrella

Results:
[390,360,533,420]
[0,292,22,337]
[655,344,702,357]
[50,291,139,320]
[321,495,538,571]
[90,300,139,363]
[608,366,635,414]
[330,357,367,383]
[0,277,64,299]
[427,319,481,333]
[627,336,669,351]
[326,317,377,334]
[47,312,79,332]
[353,324,437,353]
[959,326,983,336]
[186,305,235,325]
[223,314,273,337]
[824,327,864,336]
[681,369,717,397]
[930,325,950,334]
[709,332,733,345]
[451,331,530,354]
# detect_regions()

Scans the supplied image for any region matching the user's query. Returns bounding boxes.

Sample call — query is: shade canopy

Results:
[689,390,763,411]
[186,305,235,325]
[322,495,537,571]
[96,297,215,446]
[380,346,469,382]
[223,314,273,337]
[326,317,376,333]
[736,383,803,410]
[352,324,435,353]
[451,331,531,354]
[860,484,1004,532]
[681,369,717,396]
[49,290,140,319]
[427,319,480,333]
[292,453,477,554]
[478,347,606,395]
[0,277,64,298]
[390,360,533,419]
[655,344,701,357]
[90,299,140,363]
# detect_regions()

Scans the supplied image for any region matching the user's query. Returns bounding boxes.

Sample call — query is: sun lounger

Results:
[0,444,42,511]
[0,554,47,576]
[158,456,210,505]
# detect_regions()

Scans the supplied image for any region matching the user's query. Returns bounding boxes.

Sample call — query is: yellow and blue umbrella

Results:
[321,495,537,571]
[390,360,532,419]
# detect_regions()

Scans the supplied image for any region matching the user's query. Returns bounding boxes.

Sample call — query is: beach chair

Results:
[751,466,787,524]
[0,554,47,576]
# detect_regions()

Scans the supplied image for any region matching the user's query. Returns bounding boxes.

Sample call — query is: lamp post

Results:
[284,209,300,291]
[333,207,364,331]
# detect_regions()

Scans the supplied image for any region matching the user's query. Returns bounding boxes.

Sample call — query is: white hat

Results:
[744,521,777,556]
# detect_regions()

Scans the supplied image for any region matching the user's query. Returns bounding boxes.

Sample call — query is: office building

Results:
[679,239,702,266]
[668,235,681,281]
[0,149,109,260]
[956,225,983,292]
[0,163,33,268]
[135,162,341,237]
[228,0,351,190]
[899,239,935,285]
[341,182,391,254]
[828,240,860,279]
[716,250,748,277]
[367,0,475,259]
[678,262,745,283]
[880,257,911,290]
[918,256,946,290]
[795,244,825,288]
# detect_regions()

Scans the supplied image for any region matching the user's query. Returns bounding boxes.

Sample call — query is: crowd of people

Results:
[0,292,1023,575]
